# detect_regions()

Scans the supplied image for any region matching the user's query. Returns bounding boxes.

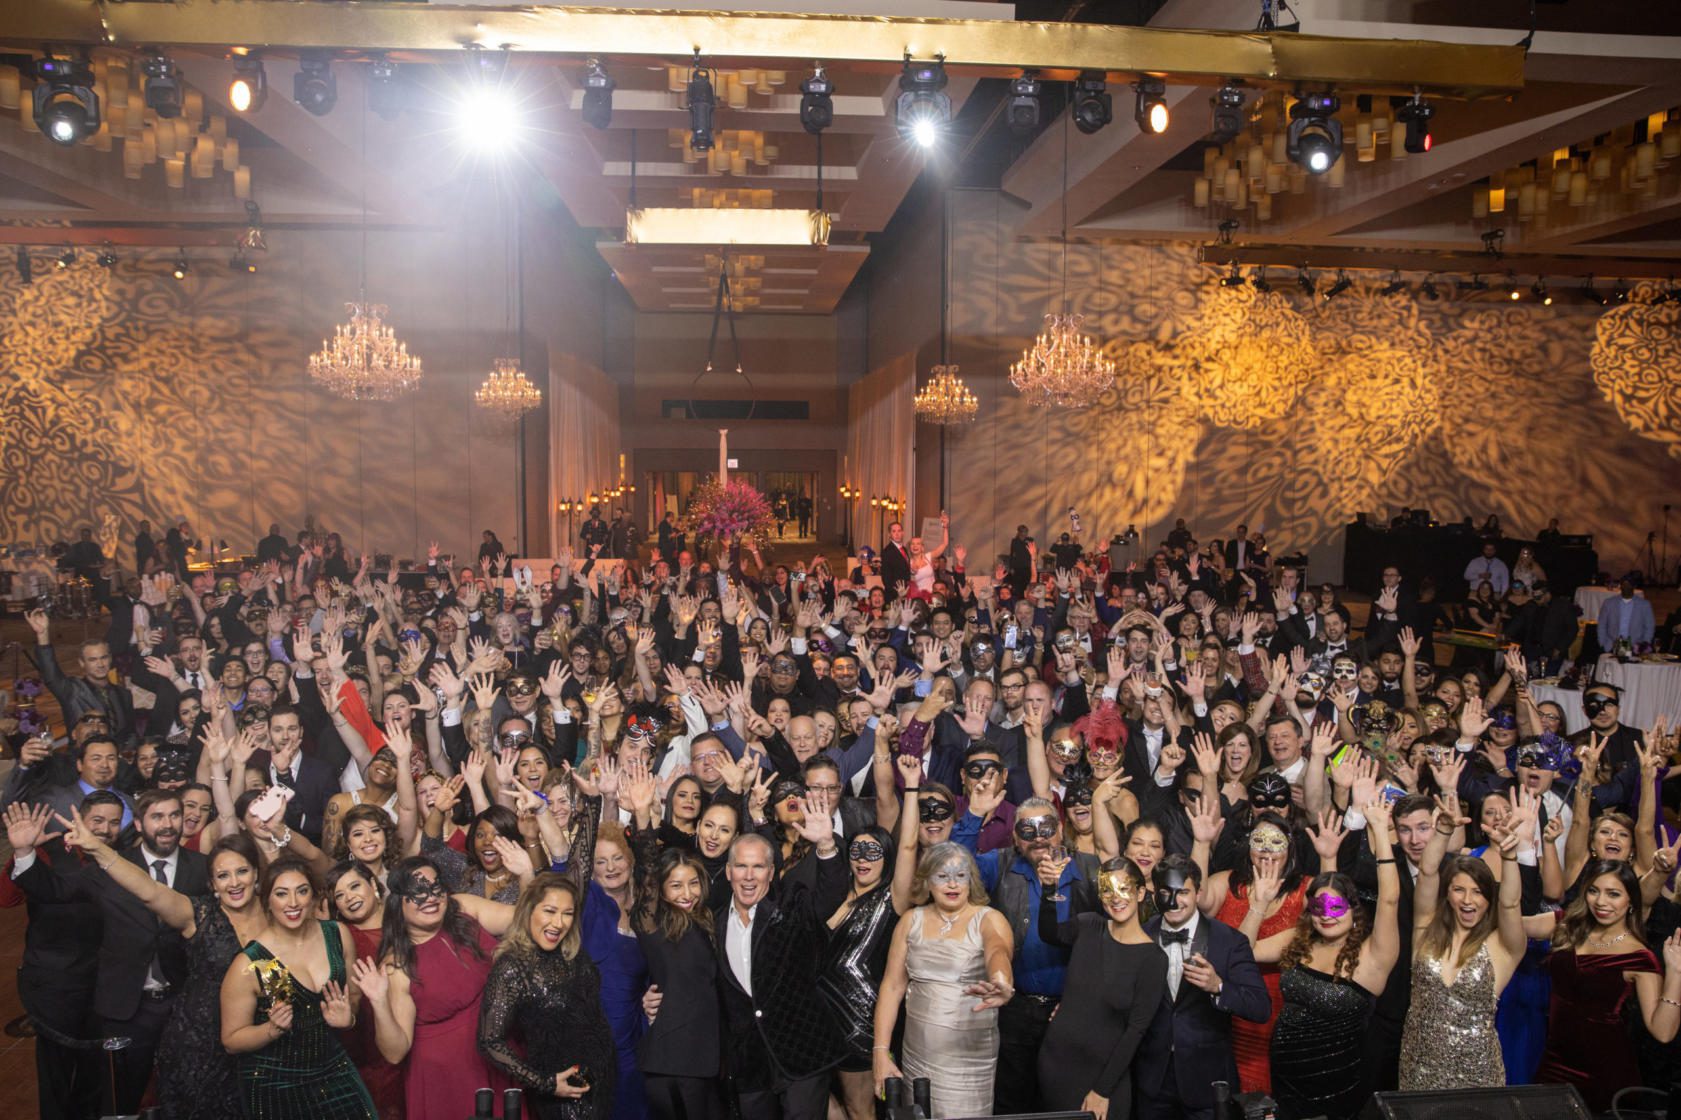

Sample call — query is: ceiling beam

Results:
[7,1,1525,98]
[1202,243,1681,277]
[1526,196,1681,251]
[1273,83,1681,243]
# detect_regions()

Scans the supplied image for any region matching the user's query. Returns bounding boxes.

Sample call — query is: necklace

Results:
[1589,930,1630,947]
[936,905,969,934]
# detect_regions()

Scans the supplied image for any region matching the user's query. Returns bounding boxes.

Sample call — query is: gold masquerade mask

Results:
[1249,824,1290,856]
[1097,869,1138,907]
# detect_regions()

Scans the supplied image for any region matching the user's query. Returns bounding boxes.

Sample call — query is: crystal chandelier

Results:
[308,302,422,401]
[475,357,543,421]
[914,364,978,425]
[1010,313,1116,409]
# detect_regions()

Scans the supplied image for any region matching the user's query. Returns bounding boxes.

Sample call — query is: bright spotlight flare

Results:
[1287,90,1342,175]
[31,55,100,145]
[455,46,522,154]
[1133,77,1168,134]
[896,56,949,148]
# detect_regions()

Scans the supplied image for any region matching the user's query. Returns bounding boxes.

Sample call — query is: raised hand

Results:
[1249,865,1283,907]
[24,608,49,642]
[468,673,500,714]
[493,748,519,792]
[1192,731,1221,776]
[968,771,1006,819]
[352,957,388,1005]
[540,662,571,703]
[1307,808,1346,861]
[1189,787,1224,845]
[321,980,355,1029]
[1459,697,1492,740]
[3,802,53,854]
[490,836,535,880]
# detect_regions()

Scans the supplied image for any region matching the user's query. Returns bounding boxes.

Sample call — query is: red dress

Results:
[346,924,406,1120]
[407,922,509,1120]
[1216,877,1309,1094]
[1537,946,1659,1114]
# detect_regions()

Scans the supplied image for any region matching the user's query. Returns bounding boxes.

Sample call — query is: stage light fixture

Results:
[96,244,117,269]
[896,58,950,147]
[1380,271,1406,296]
[799,65,834,135]
[1219,265,1244,288]
[1531,278,1552,305]
[1209,82,1247,144]
[1007,71,1043,134]
[1656,278,1680,305]
[1612,279,1629,303]
[456,55,523,154]
[1322,269,1352,301]
[1250,267,1272,293]
[142,53,182,119]
[229,53,267,113]
[1134,78,1169,135]
[294,53,337,117]
[580,59,615,131]
[1287,91,1342,175]
[1396,95,1434,154]
[683,57,718,152]
[171,251,190,281]
[230,248,257,274]
[1420,275,1439,299]
[1296,267,1316,296]
[55,247,75,270]
[16,246,31,285]
[366,57,404,119]
[1071,71,1112,135]
[1458,274,1488,295]
[1583,277,1606,306]
[1506,273,1522,301]
[32,56,100,146]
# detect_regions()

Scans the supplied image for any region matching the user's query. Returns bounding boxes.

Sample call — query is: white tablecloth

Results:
[1527,682,1587,733]
[1576,586,1648,622]
[1593,655,1681,731]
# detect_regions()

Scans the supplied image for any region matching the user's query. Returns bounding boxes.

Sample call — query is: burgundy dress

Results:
[346,924,406,1120]
[1537,946,1659,1114]
[407,923,509,1120]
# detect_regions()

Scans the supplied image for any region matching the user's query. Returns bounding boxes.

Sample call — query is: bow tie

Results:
[1161,929,1190,946]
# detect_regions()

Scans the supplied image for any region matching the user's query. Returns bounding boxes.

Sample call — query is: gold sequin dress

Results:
[1398,940,1505,1090]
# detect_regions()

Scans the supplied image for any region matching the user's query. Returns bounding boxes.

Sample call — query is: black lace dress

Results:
[478,944,617,1120]
[422,834,521,904]
[156,895,246,1120]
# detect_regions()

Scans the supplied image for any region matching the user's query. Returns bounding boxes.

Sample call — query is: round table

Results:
[1574,585,1618,619]
[1592,655,1681,731]
[1527,682,1587,733]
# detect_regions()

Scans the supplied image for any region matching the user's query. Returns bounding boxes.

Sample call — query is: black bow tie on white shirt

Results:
[1161,929,1190,946]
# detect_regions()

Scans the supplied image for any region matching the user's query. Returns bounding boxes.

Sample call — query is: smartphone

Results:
[1004,624,1019,650]
[250,785,294,823]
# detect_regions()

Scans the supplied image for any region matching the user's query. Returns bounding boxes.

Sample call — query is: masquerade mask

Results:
[918,800,955,823]
[1048,738,1084,763]
[849,839,886,862]
[971,641,993,656]
[1097,869,1138,907]
[1086,740,1121,764]
[402,878,447,904]
[1489,709,1517,731]
[625,713,664,741]
[1063,785,1094,808]
[1413,660,1435,680]
[1153,869,1194,914]
[769,780,805,807]
[1248,773,1292,809]
[1420,701,1448,723]
[499,729,532,750]
[505,679,538,698]
[1307,892,1353,921]
[1583,692,1617,718]
[932,863,971,887]
[1513,732,1574,774]
[962,759,1003,780]
[1297,671,1327,700]
[1249,825,1290,856]
[1358,699,1397,735]
[770,658,798,674]
[399,628,422,642]
[1014,815,1059,842]
[1330,660,1359,682]
[1424,744,1454,766]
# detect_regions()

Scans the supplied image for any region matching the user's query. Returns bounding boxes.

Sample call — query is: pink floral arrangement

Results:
[682,479,776,542]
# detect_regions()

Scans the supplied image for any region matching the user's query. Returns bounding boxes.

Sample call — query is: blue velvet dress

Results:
[579,879,649,1120]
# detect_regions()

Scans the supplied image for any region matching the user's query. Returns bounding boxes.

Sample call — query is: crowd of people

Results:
[2,513,1679,1120]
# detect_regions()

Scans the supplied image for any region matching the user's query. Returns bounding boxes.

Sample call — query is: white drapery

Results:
[547,352,621,550]
[846,350,917,547]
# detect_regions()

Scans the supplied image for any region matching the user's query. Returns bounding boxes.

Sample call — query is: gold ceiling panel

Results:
[8,1,1524,99]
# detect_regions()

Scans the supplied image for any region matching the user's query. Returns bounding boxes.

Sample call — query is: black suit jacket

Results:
[31,640,137,746]
[714,849,850,1090]
[1137,914,1272,1109]
[6,846,103,1032]
[880,543,911,595]
[16,843,209,1020]
[250,751,341,844]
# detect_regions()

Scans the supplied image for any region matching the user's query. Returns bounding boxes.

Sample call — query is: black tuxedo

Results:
[715,849,849,1114]
[32,640,137,745]
[250,750,342,844]
[1137,914,1271,1120]
[880,541,911,595]
[16,841,209,1113]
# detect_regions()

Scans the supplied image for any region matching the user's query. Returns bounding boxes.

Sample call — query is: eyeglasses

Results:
[1014,815,1059,841]
[1000,682,1027,692]
[962,760,1003,780]
[849,839,886,862]
[805,782,841,796]
[918,800,954,823]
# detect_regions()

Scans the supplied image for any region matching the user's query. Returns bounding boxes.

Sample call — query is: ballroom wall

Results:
[862,186,1681,578]
[0,203,611,566]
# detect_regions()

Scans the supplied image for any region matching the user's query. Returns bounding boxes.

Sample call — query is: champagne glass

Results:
[1041,844,1069,903]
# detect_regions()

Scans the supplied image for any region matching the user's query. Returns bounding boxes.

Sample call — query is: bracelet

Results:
[1375,857,1396,865]
[903,787,920,793]
[211,775,230,783]
[1664,997,1681,1008]
[872,1046,892,1052]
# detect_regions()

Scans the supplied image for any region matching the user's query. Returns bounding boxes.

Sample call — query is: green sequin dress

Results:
[238,922,377,1120]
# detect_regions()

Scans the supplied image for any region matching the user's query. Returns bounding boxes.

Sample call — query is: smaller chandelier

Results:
[475,357,543,421]
[914,364,978,425]
[1009,313,1116,409]
[308,302,422,401]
